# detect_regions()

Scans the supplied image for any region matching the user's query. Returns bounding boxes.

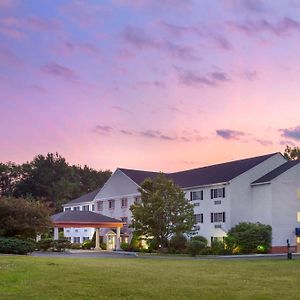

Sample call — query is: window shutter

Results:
[211,189,213,199]
[211,213,213,223]
[223,187,225,198]
[190,192,193,201]
[223,212,226,223]
[201,190,203,200]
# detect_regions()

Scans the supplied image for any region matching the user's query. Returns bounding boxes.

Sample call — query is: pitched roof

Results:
[51,210,122,224]
[251,160,300,185]
[120,153,280,188]
[63,187,102,206]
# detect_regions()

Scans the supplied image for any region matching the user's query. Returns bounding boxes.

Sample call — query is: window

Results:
[210,188,225,199]
[194,214,203,223]
[91,204,95,211]
[66,229,70,233]
[109,199,115,209]
[297,212,300,222]
[121,217,128,223]
[211,212,226,223]
[194,202,200,207]
[82,205,89,211]
[211,236,224,243]
[83,237,89,242]
[134,196,141,204]
[214,200,221,205]
[97,201,103,211]
[73,206,80,211]
[84,229,88,232]
[75,229,78,232]
[297,189,300,199]
[73,237,80,243]
[64,207,71,211]
[66,237,71,242]
[121,198,128,208]
[190,190,203,201]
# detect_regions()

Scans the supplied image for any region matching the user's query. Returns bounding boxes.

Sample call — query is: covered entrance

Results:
[51,211,124,250]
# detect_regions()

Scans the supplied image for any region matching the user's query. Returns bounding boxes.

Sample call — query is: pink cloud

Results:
[0,47,23,67]
[41,62,78,81]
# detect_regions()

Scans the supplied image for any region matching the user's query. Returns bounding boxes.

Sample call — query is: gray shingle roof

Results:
[120,153,280,188]
[63,187,102,206]
[251,160,300,184]
[51,210,122,224]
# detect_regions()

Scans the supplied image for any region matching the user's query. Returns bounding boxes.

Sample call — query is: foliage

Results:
[120,242,130,251]
[225,222,272,254]
[37,238,53,251]
[0,153,111,212]
[169,234,188,253]
[0,197,52,239]
[70,243,81,249]
[191,236,208,247]
[210,239,231,255]
[187,240,206,256]
[129,232,142,251]
[284,145,300,160]
[52,238,71,252]
[82,239,93,249]
[130,174,195,248]
[100,243,107,250]
[147,238,160,252]
[0,237,36,254]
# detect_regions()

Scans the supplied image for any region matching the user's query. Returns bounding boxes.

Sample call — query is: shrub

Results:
[147,238,159,252]
[120,242,130,251]
[100,243,107,250]
[192,236,208,247]
[53,238,71,252]
[37,238,53,251]
[0,237,36,255]
[70,243,81,249]
[210,239,230,255]
[81,239,93,249]
[188,240,206,256]
[225,222,272,254]
[169,234,187,253]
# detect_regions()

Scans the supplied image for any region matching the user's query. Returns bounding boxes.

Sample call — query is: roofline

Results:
[251,182,271,186]
[62,201,93,207]
[182,182,230,190]
[117,168,143,189]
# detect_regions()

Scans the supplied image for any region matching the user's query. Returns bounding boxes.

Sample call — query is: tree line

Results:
[0,153,111,212]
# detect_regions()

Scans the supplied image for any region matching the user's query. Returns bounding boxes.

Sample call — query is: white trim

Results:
[183,182,230,191]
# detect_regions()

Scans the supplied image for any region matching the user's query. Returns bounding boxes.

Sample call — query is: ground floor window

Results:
[83,237,89,242]
[211,236,224,244]
[194,213,203,223]
[73,237,80,243]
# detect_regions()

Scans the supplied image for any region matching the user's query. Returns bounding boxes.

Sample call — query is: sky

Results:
[1,0,300,172]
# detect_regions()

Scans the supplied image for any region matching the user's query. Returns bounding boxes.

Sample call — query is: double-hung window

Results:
[194,213,204,224]
[97,201,103,211]
[211,212,226,223]
[109,199,115,210]
[73,206,80,211]
[121,198,128,208]
[210,188,225,199]
[82,205,89,211]
[190,190,203,201]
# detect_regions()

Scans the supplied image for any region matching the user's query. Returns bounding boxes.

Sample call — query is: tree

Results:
[130,174,195,248]
[284,145,300,160]
[225,222,272,254]
[0,197,52,239]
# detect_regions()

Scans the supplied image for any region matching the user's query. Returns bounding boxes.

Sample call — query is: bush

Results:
[210,239,231,255]
[147,238,159,252]
[37,238,53,251]
[225,222,272,254]
[188,240,206,256]
[82,239,94,250]
[120,242,130,251]
[53,238,71,252]
[169,234,187,253]
[192,236,208,247]
[100,243,107,250]
[0,237,36,255]
[70,243,81,249]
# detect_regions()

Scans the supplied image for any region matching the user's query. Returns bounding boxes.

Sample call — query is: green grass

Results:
[0,256,300,299]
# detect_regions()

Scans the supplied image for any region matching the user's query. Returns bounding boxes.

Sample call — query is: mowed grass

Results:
[0,256,300,300]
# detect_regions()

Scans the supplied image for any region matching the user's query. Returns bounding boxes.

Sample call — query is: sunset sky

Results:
[1,0,300,172]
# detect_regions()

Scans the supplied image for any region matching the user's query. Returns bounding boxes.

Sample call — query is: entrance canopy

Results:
[51,210,124,228]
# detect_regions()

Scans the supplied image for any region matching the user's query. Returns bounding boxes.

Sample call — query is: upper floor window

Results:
[190,190,203,201]
[73,206,80,211]
[210,188,225,199]
[64,207,71,211]
[211,212,226,223]
[109,199,115,209]
[97,201,103,211]
[121,198,128,208]
[134,196,141,204]
[91,204,95,211]
[82,205,89,211]
[121,216,128,223]
[194,213,203,224]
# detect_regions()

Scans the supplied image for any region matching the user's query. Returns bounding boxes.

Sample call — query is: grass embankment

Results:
[0,256,299,299]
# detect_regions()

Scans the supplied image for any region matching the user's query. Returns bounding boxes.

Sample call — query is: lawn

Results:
[0,256,300,300]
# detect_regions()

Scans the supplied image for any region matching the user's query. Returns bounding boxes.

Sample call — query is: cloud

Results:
[254,138,273,146]
[131,80,166,89]
[120,129,133,135]
[227,17,300,36]
[0,0,18,9]
[224,0,270,14]
[41,62,78,81]
[216,129,245,140]
[280,126,300,141]
[242,70,258,81]
[175,67,230,87]
[121,25,199,61]
[0,47,23,67]
[0,27,24,40]
[94,125,113,134]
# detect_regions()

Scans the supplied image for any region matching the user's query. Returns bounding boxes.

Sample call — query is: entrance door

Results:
[106,233,116,250]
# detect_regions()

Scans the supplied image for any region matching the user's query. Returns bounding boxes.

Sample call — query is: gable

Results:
[94,169,140,199]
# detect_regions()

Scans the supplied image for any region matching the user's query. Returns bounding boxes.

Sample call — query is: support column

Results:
[95,228,100,250]
[116,227,121,250]
[54,227,59,240]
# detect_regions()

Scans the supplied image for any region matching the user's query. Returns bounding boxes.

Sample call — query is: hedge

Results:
[0,237,36,255]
